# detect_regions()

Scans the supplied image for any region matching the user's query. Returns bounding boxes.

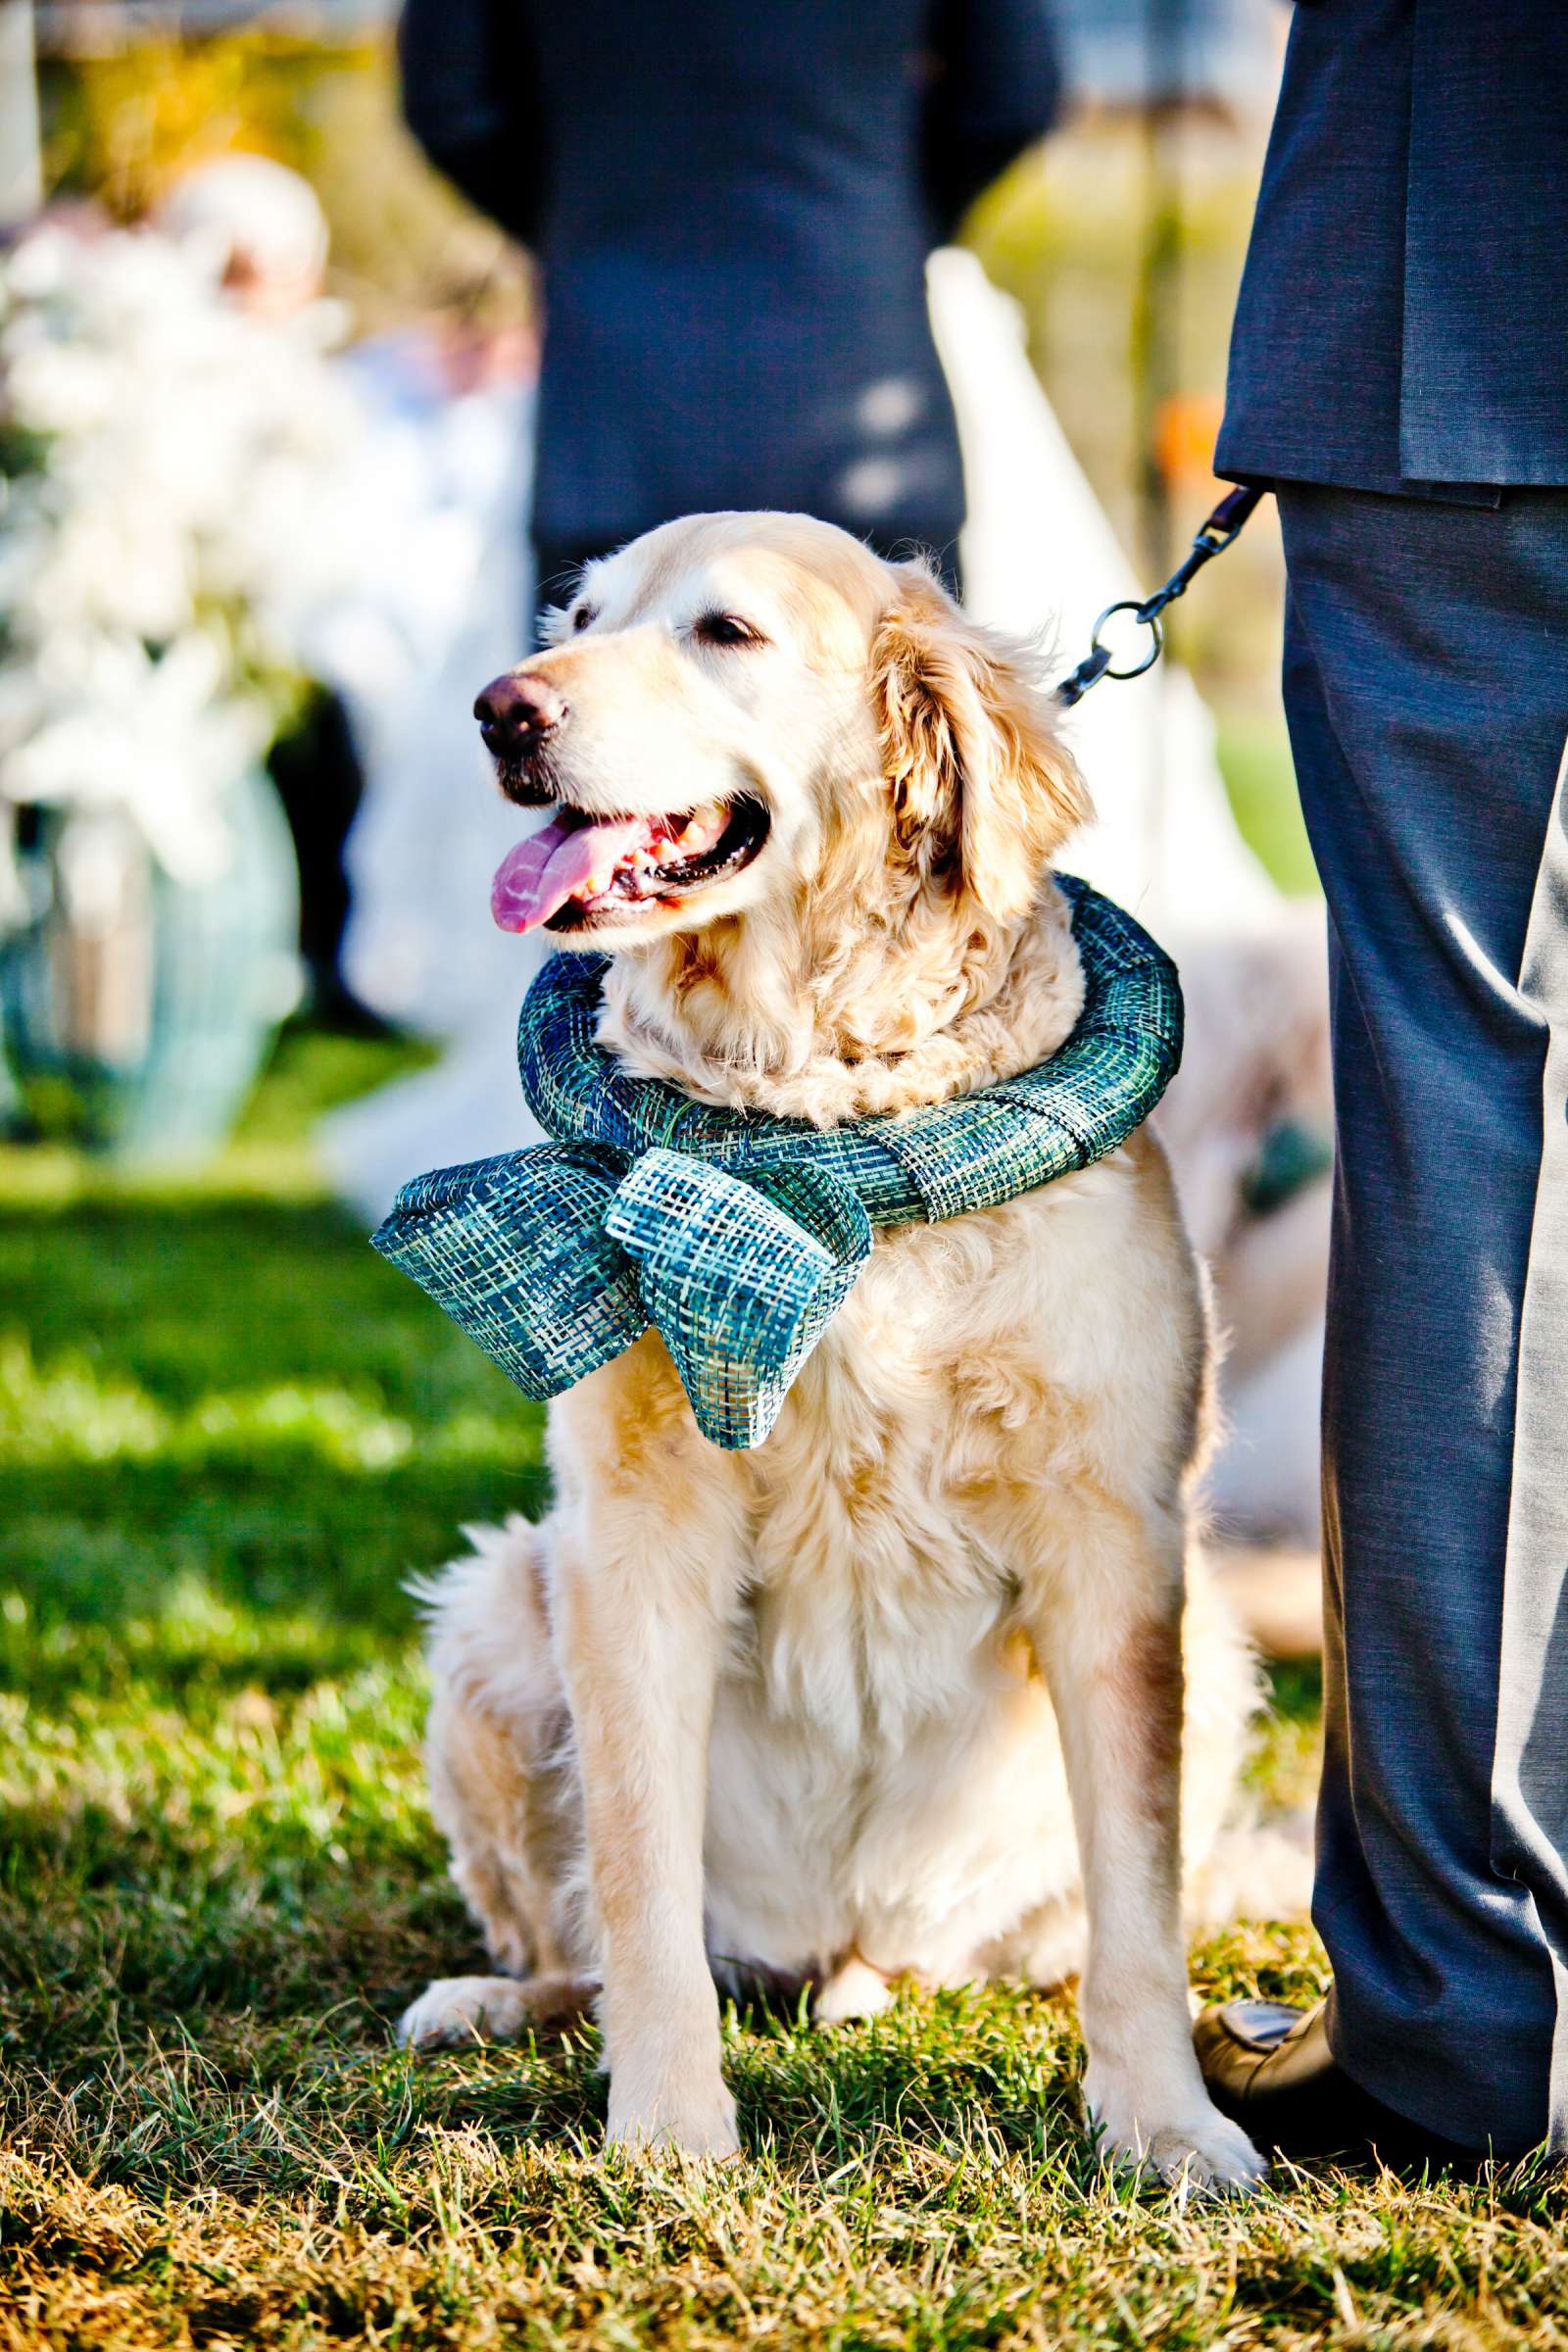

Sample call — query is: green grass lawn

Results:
[2,1033,1562,2350]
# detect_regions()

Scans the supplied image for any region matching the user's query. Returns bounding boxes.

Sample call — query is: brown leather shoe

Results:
[1194,1997,1483,2171]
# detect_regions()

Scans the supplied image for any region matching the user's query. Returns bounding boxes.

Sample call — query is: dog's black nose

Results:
[473,672,566,761]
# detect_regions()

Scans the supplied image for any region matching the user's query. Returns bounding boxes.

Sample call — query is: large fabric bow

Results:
[371,874,1182,1449]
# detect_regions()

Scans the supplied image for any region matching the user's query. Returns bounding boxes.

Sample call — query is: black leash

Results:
[1055,484,1265,709]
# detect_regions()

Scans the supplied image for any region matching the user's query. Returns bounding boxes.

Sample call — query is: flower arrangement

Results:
[0,218,359,888]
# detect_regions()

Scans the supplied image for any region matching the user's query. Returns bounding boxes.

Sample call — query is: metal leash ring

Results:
[1054,484,1266,710]
[1088,598,1164,681]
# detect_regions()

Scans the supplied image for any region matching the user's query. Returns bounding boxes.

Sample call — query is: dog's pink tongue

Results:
[491,814,644,933]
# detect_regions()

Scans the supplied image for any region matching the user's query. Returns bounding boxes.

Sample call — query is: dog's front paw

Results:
[606,2071,741,2161]
[1138,2110,1268,2195]
[1086,2071,1267,2196]
[397,1975,538,2050]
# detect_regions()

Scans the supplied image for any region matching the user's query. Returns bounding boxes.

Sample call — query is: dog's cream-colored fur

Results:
[400,513,1289,2190]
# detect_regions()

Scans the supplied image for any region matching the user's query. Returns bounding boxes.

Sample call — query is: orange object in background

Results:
[1154,390,1226,489]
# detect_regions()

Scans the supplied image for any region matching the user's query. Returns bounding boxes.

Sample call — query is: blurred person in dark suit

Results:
[397,0,1060,609]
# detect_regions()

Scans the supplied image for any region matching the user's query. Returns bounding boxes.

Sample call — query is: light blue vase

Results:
[0,765,300,1164]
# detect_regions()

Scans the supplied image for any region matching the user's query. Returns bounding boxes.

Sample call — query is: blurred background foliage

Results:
[38,29,531,329]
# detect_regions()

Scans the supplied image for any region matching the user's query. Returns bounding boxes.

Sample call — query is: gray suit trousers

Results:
[1278,483,1568,2152]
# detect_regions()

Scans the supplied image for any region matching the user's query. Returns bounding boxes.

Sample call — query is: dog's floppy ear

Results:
[871,564,1092,922]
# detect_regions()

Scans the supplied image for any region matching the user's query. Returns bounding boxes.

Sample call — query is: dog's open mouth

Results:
[491,799,770,935]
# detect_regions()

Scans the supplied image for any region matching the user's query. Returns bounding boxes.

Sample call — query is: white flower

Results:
[2,634,270,885]
[0,219,365,874]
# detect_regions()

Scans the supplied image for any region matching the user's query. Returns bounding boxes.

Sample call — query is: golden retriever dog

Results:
[398,512,1276,2191]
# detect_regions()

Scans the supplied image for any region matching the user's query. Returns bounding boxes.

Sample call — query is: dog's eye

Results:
[571,605,597,634]
[693,612,763,649]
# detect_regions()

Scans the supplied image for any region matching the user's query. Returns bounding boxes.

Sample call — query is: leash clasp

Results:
[1055,483,1265,710]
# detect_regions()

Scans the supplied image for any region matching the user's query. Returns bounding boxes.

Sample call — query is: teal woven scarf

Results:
[371,873,1181,1449]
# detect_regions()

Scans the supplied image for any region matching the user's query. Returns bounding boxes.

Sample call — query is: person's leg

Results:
[1274,482,1568,2153]
[267,684,388,1032]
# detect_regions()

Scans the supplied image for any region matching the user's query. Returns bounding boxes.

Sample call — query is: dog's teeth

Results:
[678,804,725,852]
